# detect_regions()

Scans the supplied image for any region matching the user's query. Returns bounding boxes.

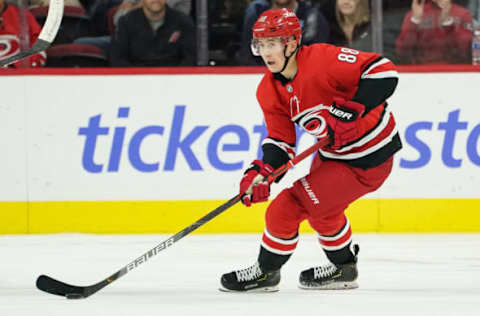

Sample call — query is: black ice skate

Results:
[299,246,359,290]
[220,262,280,292]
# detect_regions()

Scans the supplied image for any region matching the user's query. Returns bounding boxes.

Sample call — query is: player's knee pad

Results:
[308,212,347,236]
[265,189,305,239]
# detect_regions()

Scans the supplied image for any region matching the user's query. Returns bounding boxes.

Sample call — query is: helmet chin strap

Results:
[274,44,298,74]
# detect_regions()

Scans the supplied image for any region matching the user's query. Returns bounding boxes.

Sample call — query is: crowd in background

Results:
[0,0,479,68]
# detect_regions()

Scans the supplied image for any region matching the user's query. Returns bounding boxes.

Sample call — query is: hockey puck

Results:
[65,293,84,300]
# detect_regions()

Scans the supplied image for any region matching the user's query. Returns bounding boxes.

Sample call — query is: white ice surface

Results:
[0,234,479,316]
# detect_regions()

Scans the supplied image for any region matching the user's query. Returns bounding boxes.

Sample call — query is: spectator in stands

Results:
[112,0,190,24]
[321,0,372,51]
[469,0,480,30]
[74,0,137,53]
[109,0,196,66]
[74,0,190,54]
[382,0,412,64]
[113,0,191,16]
[396,0,473,64]
[239,0,330,65]
[0,0,46,67]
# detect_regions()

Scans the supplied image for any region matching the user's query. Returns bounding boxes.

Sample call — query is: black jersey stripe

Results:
[318,133,402,169]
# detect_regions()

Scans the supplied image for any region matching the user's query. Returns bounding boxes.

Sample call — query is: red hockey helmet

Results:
[252,8,302,46]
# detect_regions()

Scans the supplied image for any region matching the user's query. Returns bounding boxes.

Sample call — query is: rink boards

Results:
[1,69,479,233]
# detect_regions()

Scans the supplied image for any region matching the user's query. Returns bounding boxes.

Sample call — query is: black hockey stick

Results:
[0,0,64,67]
[36,138,329,299]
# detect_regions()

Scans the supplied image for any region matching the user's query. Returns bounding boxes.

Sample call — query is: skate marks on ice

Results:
[0,234,479,316]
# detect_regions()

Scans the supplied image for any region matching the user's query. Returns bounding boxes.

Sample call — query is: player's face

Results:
[252,37,287,72]
[142,0,167,14]
[337,0,358,16]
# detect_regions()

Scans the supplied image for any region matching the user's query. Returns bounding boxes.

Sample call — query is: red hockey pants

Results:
[265,155,393,240]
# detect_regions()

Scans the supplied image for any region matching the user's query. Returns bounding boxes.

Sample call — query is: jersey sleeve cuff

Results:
[261,138,296,183]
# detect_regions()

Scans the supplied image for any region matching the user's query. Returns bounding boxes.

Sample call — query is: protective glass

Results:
[251,37,285,56]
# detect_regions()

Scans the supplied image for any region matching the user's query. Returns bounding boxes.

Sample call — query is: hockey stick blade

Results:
[36,195,243,299]
[36,275,92,299]
[0,0,63,67]
[36,138,328,299]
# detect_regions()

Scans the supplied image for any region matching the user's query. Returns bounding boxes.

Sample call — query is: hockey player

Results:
[0,0,46,68]
[220,8,401,292]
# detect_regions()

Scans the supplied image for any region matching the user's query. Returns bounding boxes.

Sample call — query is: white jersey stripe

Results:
[362,71,399,80]
[319,125,398,160]
[335,109,392,153]
[320,236,353,251]
[260,241,296,255]
[262,138,296,159]
[361,58,390,78]
[264,229,299,245]
[316,218,350,241]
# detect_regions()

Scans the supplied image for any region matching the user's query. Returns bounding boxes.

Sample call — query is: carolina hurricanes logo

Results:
[0,35,20,60]
[297,105,330,138]
[168,31,181,43]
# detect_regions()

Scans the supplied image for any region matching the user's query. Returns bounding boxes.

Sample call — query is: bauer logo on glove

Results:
[329,102,360,122]
[326,97,366,150]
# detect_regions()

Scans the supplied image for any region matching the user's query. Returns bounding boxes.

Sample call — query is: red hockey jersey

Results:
[396,0,473,64]
[0,4,46,66]
[257,44,401,169]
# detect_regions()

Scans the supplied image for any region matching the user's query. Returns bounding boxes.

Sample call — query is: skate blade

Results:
[298,281,358,290]
[219,285,279,293]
